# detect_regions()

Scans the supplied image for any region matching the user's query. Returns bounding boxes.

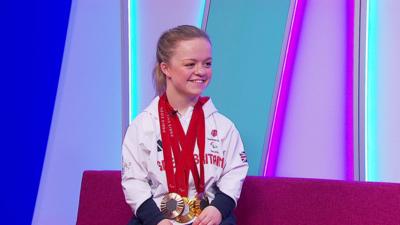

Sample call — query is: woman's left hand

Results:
[192,205,222,225]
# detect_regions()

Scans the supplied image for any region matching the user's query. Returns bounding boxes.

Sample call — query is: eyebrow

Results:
[182,57,212,61]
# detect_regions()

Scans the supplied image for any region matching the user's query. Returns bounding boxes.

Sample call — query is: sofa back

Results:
[76,171,400,225]
[236,176,400,225]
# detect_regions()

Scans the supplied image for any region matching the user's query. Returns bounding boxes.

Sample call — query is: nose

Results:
[195,65,205,75]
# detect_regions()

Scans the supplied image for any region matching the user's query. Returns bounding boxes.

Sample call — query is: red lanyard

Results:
[158,94,208,197]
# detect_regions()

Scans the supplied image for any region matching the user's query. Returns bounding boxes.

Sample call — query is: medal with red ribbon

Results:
[158,93,208,196]
[158,94,209,221]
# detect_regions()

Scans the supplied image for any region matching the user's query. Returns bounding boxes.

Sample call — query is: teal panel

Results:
[205,0,290,175]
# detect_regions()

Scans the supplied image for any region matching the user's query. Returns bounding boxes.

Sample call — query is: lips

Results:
[188,79,207,83]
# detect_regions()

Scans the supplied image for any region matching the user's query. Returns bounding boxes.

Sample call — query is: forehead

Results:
[172,38,212,60]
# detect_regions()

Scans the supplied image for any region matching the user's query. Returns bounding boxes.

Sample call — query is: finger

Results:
[200,217,211,225]
[193,217,202,225]
[194,216,204,225]
[195,214,207,225]
[206,220,216,225]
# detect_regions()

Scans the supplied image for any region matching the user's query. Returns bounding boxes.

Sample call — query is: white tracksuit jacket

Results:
[121,96,249,224]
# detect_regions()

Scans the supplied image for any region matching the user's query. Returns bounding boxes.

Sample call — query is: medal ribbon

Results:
[158,94,208,197]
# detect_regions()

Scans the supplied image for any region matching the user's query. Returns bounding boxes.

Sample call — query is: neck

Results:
[165,89,199,114]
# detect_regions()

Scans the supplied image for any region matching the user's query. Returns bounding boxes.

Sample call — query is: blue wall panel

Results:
[2,0,71,224]
[205,0,290,175]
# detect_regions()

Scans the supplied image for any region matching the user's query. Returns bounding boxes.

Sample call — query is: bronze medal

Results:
[160,193,185,219]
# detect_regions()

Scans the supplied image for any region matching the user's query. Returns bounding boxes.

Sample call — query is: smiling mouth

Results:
[188,79,207,83]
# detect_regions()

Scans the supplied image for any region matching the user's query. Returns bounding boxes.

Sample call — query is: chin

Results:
[191,89,206,96]
[184,91,203,100]
[190,85,208,95]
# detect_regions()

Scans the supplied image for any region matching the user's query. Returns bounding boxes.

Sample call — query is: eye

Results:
[184,63,195,68]
[204,61,212,68]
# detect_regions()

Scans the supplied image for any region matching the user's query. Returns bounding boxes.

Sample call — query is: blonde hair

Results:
[153,25,211,95]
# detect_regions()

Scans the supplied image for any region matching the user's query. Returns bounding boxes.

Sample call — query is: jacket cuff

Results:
[136,197,165,225]
[210,190,235,219]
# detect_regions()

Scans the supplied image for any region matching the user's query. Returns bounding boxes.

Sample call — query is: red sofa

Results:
[76,171,400,225]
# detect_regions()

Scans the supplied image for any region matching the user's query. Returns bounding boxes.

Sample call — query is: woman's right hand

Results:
[157,219,173,225]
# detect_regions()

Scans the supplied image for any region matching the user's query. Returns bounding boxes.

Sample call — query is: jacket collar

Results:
[144,96,218,119]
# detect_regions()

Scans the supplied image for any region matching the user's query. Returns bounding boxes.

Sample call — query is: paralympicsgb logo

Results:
[211,129,218,137]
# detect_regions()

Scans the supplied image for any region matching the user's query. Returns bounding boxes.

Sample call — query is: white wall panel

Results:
[33,0,123,224]
[276,0,348,179]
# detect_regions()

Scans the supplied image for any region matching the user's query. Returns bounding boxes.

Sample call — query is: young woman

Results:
[122,25,248,225]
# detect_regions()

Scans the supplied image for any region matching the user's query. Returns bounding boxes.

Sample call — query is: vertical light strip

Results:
[129,0,139,122]
[345,0,355,180]
[198,0,206,27]
[365,0,378,181]
[263,0,306,176]
[128,1,206,122]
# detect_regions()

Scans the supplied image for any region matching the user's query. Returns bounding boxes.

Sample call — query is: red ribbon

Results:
[158,94,208,197]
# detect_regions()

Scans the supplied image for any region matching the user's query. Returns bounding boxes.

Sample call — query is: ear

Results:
[160,62,172,78]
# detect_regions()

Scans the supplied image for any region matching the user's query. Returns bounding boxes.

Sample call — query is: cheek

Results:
[171,68,187,78]
[207,69,213,77]
[174,71,191,84]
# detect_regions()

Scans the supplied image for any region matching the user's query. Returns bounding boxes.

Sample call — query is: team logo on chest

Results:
[207,129,219,143]
[209,141,218,149]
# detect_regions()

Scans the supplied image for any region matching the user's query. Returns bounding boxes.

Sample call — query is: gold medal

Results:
[161,193,210,223]
[190,193,209,216]
[175,197,195,223]
[160,193,185,219]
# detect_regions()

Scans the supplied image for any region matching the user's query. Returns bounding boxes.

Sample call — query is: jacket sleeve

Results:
[121,120,153,215]
[215,124,249,206]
